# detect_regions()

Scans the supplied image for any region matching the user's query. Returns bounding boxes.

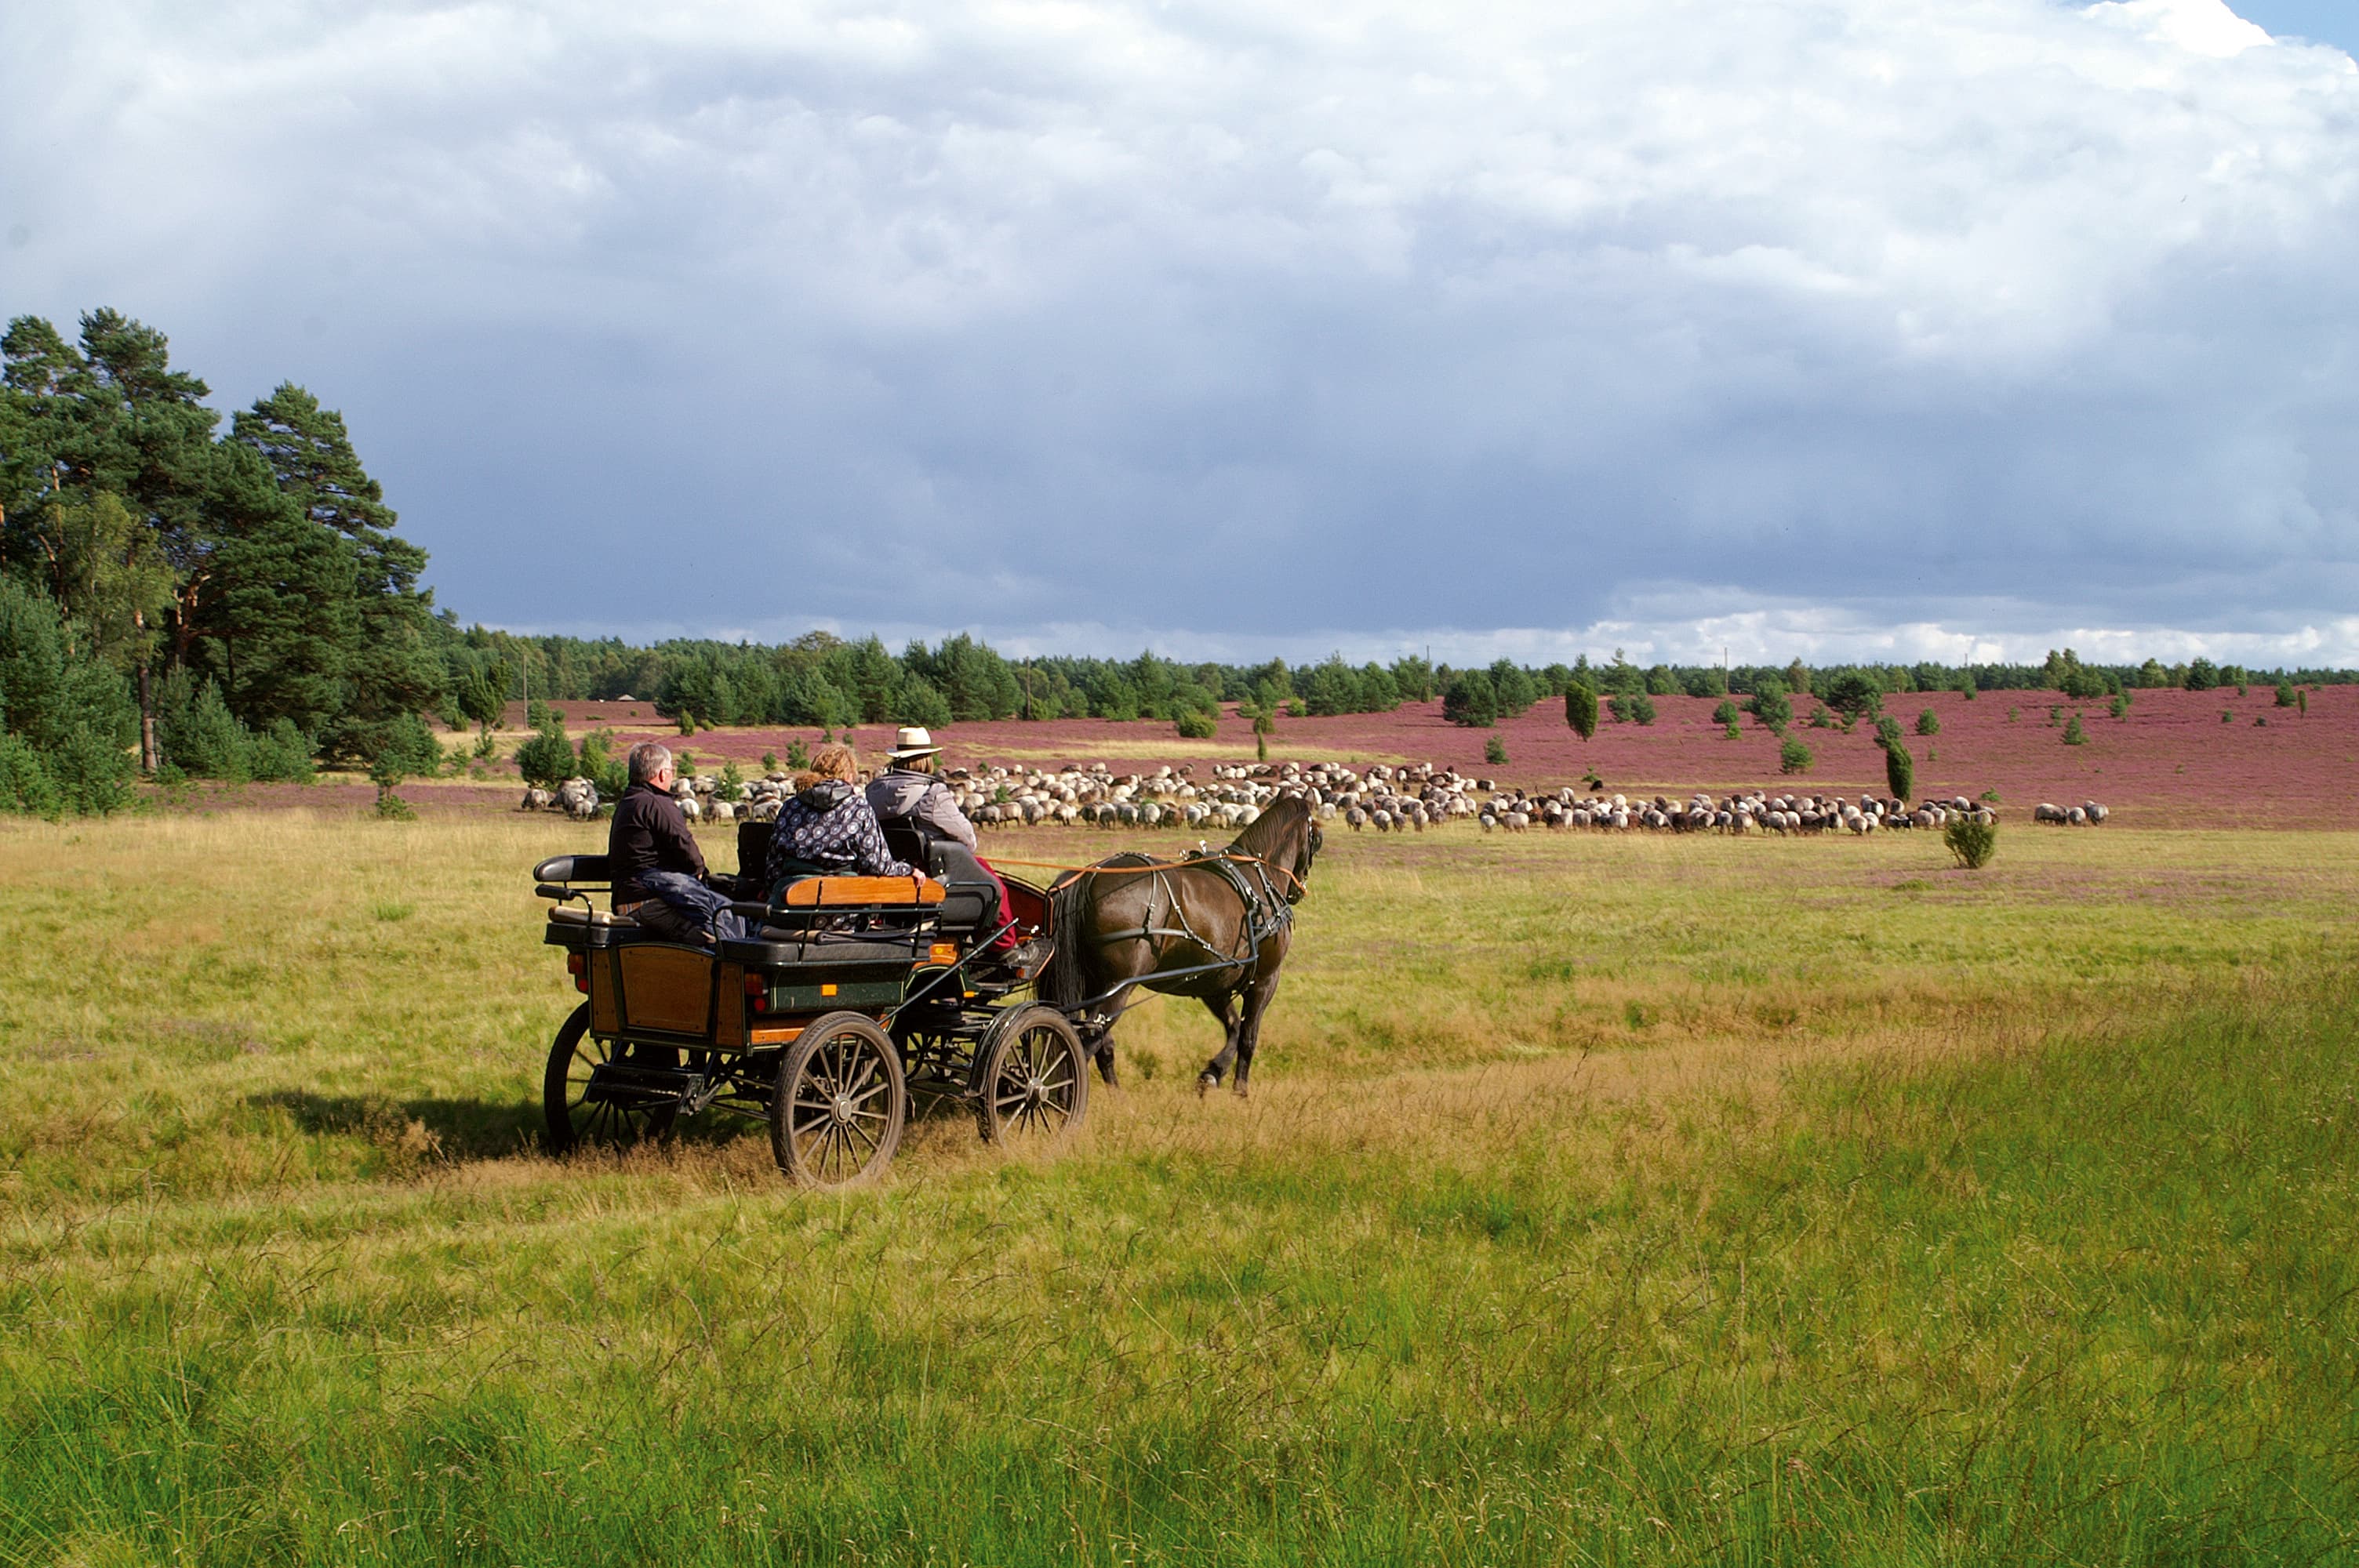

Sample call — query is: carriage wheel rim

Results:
[990,1019,1079,1140]
[783,1022,900,1183]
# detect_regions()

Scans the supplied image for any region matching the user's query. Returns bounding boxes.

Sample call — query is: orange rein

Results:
[981,850,1307,898]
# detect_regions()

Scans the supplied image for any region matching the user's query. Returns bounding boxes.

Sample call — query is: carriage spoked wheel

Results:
[976,1005,1089,1149]
[543,1004,680,1153]
[769,1012,907,1189]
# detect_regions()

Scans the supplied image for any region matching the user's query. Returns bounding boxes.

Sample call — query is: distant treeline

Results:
[482,631,2354,735]
[3,307,2350,818]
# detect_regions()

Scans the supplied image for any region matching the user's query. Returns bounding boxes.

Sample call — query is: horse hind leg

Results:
[1197,994,1241,1097]
[1228,978,1280,1099]
[1090,1027,1119,1087]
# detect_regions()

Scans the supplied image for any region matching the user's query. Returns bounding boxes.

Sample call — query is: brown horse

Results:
[1039,793,1321,1097]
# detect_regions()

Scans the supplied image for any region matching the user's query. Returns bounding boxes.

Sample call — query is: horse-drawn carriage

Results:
[534,800,1321,1188]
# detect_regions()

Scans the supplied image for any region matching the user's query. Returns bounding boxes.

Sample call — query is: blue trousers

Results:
[637,870,751,944]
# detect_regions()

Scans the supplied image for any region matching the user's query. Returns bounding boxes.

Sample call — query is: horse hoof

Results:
[1233,1085,1249,1101]
[1196,1073,1218,1097]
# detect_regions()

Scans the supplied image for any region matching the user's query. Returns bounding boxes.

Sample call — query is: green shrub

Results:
[1779,737,1813,775]
[1608,691,1656,726]
[0,734,66,818]
[2110,694,2128,720]
[0,577,136,814]
[1884,737,1914,802]
[1723,721,1741,740]
[1285,697,1307,718]
[1915,707,1940,736]
[761,750,780,771]
[513,718,576,788]
[575,728,629,800]
[158,676,253,782]
[1805,705,1834,729]
[2275,681,2297,708]
[1564,684,1598,741]
[246,720,316,783]
[2063,715,2088,746]
[1945,815,1997,869]
[1174,709,1216,740]
[783,740,810,771]
[1441,671,1499,728]
[2221,710,2234,724]
[1712,699,1739,727]
[1745,680,1792,732]
[1484,731,1508,765]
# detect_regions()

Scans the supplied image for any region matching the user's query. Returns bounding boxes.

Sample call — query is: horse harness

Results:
[1092,848,1294,988]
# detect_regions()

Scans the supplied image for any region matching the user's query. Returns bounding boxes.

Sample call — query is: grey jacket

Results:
[867,767,977,850]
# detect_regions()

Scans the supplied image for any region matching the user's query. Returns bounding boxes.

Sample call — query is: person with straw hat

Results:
[867,727,1037,974]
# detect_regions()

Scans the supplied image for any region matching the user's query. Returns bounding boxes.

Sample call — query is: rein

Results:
[985,849,1309,900]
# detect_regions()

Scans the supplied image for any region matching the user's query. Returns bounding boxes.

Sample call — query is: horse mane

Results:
[1228,791,1309,858]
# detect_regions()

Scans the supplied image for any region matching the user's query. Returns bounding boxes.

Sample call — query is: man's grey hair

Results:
[627,740,674,786]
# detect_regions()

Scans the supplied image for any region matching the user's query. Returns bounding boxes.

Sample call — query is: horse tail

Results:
[1041,873,1092,1013]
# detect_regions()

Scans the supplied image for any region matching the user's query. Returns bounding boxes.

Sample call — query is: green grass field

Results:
[3,814,2355,1564]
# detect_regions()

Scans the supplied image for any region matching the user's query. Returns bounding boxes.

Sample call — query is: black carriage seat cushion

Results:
[735,820,774,881]
[534,854,612,886]
[718,931,921,971]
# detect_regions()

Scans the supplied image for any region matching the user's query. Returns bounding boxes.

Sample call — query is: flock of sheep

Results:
[518,758,2110,835]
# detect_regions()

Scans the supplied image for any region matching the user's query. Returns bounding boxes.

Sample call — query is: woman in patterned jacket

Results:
[764,742,925,887]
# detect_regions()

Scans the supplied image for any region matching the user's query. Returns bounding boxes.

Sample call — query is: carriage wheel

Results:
[770,1012,907,1189]
[543,1004,679,1153]
[976,1006,1089,1149]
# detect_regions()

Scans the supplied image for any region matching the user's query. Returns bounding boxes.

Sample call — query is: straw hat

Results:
[886,725,943,760]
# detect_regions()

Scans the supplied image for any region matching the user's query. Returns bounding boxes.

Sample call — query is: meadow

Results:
[3,811,2355,1564]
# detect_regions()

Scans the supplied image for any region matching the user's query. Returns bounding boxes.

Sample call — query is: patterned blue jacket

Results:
[766,780,914,884]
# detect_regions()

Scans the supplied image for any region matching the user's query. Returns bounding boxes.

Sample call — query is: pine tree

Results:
[231,384,442,762]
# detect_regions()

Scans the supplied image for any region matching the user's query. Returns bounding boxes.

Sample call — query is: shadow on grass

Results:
[248,1090,543,1161]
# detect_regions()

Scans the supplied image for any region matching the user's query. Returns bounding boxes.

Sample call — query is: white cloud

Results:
[3,0,2355,659]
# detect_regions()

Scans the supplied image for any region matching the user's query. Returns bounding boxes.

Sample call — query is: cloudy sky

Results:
[6,0,2355,667]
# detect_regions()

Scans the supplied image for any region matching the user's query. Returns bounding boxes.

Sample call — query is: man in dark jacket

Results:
[608,741,746,944]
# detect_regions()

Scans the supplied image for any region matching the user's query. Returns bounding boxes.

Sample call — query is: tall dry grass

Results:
[2,813,2354,1563]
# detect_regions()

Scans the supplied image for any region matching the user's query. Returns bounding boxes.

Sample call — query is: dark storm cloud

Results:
[4,0,2354,666]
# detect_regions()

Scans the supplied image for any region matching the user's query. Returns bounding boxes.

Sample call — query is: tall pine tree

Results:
[231,384,442,761]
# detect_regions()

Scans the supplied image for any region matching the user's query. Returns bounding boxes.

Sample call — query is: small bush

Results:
[1805,705,1834,730]
[1712,699,1739,727]
[2007,706,2019,722]
[784,739,810,771]
[1175,709,1216,740]
[1945,816,1997,869]
[1623,691,1656,726]
[1915,707,1940,736]
[373,788,416,821]
[576,728,629,799]
[2222,710,2234,724]
[1484,731,1509,765]
[1723,721,1741,740]
[2275,681,2297,708]
[1884,737,1914,801]
[245,719,316,783]
[2062,715,2088,746]
[1779,737,1813,775]
[1564,684,1599,741]
[761,750,779,771]
[2110,694,2128,720]
[513,719,576,789]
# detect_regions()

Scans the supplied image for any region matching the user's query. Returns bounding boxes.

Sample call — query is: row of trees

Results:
[5,308,2349,817]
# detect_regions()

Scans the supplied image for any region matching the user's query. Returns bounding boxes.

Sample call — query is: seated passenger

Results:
[867,727,1044,975]
[765,742,925,887]
[608,740,748,946]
